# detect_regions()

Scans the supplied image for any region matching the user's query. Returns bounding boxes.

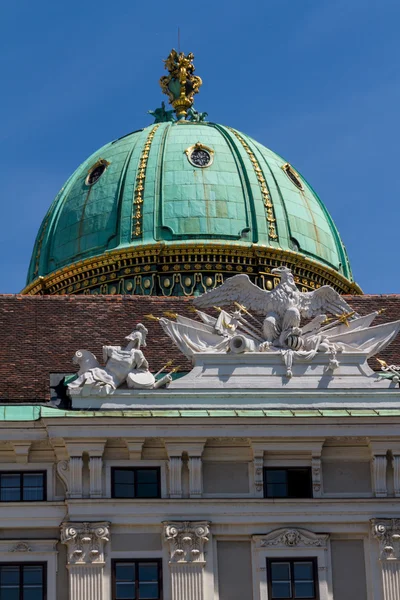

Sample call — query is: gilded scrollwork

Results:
[227,127,278,242]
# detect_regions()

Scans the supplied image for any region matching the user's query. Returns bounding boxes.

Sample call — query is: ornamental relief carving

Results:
[61,522,110,565]
[372,519,400,560]
[164,521,210,563]
[258,528,329,548]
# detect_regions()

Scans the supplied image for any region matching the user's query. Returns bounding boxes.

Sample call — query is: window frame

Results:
[266,557,319,600]
[111,466,161,499]
[0,470,47,502]
[263,467,313,499]
[111,558,163,600]
[0,561,47,600]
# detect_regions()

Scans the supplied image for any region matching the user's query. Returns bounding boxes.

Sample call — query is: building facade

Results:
[1,50,400,600]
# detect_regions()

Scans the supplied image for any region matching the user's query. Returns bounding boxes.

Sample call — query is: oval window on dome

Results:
[185,142,214,168]
[282,162,303,190]
[86,159,110,186]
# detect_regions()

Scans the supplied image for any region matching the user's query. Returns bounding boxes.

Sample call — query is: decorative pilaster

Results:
[393,455,400,497]
[164,521,210,600]
[61,521,110,600]
[168,457,183,498]
[188,457,203,498]
[372,455,388,497]
[89,457,103,498]
[311,456,322,498]
[253,455,264,497]
[372,519,400,600]
[57,457,83,498]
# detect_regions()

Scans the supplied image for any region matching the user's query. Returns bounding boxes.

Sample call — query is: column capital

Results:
[61,521,110,565]
[371,519,400,560]
[163,521,210,564]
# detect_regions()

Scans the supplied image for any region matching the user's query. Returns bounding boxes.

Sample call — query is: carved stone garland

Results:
[164,521,210,600]
[372,519,400,600]
[61,522,110,600]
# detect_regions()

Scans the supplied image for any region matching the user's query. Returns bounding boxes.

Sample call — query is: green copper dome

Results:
[24,121,360,296]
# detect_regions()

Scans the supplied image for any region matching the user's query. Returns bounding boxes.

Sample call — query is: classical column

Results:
[372,455,388,497]
[372,519,400,599]
[61,521,110,600]
[164,521,210,600]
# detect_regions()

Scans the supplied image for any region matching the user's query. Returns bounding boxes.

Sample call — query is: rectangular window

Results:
[264,468,312,498]
[0,563,46,600]
[267,558,318,599]
[0,472,46,502]
[112,559,162,600]
[111,468,161,499]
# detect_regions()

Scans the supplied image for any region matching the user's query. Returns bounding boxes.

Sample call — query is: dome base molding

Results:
[22,243,362,297]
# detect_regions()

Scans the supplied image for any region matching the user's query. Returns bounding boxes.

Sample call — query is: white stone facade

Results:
[0,407,400,599]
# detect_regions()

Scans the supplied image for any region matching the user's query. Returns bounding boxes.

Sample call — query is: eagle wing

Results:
[193,274,275,315]
[298,286,355,319]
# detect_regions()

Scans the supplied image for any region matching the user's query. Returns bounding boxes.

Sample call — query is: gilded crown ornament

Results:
[160,49,202,119]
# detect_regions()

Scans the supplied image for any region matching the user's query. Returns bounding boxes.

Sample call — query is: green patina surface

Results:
[27,122,352,284]
[1,405,400,421]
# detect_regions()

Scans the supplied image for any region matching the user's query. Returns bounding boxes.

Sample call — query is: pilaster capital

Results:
[61,521,110,565]
[163,521,210,564]
[371,519,400,560]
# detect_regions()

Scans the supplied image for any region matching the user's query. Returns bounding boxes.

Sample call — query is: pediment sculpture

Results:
[159,267,400,379]
[68,323,174,396]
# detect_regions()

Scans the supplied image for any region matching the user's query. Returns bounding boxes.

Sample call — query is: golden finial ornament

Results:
[160,49,202,119]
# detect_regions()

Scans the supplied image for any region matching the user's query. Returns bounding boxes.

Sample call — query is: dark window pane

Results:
[138,562,158,581]
[294,581,314,598]
[288,469,311,498]
[114,470,135,485]
[266,470,287,484]
[23,566,43,585]
[136,484,159,499]
[272,581,292,598]
[294,562,313,581]
[1,591,19,600]
[136,470,158,484]
[0,565,20,585]
[115,563,135,581]
[138,582,159,599]
[267,483,288,498]
[116,582,135,599]
[271,562,291,580]
[23,589,44,600]
[0,475,21,502]
[114,484,135,498]
[23,474,45,501]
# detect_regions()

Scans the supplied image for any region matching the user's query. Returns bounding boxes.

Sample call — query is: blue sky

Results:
[0,0,399,293]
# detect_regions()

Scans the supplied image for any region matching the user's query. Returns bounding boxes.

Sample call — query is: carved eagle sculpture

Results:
[194,266,355,345]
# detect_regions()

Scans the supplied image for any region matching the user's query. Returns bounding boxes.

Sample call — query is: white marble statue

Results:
[68,323,172,396]
[159,268,400,380]
[194,267,355,348]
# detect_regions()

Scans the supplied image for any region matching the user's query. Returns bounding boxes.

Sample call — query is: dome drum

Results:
[23,242,361,297]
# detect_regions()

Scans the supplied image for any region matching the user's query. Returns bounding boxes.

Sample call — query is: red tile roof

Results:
[1,294,400,402]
